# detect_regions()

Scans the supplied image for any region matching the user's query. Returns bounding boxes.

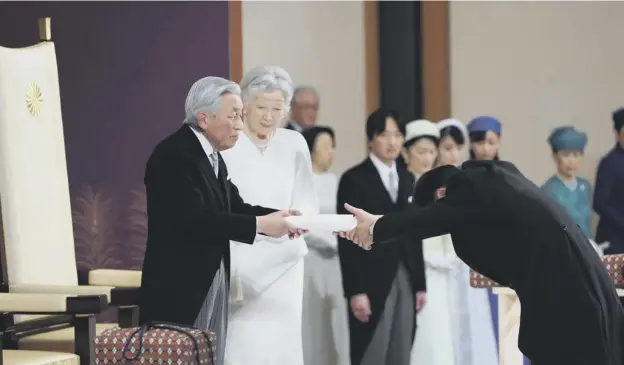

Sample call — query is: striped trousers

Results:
[194,259,228,365]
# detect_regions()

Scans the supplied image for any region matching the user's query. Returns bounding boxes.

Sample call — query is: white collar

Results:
[189,126,215,158]
[290,121,304,132]
[369,153,397,176]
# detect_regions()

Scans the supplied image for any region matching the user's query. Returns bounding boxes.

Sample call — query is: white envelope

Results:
[286,214,357,232]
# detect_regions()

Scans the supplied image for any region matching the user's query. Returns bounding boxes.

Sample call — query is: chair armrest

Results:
[87,269,142,306]
[109,287,140,306]
[88,269,142,287]
[0,293,107,314]
[9,283,113,301]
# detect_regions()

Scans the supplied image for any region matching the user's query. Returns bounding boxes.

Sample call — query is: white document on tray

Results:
[286,214,357,232]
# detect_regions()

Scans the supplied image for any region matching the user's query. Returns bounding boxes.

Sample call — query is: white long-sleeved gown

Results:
[221,128,318,365]
[302,172,350,365]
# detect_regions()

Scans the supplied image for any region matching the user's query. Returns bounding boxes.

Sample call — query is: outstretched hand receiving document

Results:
[333,203,383,250]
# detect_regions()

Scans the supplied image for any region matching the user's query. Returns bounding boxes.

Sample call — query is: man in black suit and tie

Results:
[338,161,624,365]
[337,108,426,365]
[138,77,304,365]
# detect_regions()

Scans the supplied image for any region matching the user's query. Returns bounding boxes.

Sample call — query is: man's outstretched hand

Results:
[334,203,381,250]
[257,209,308,239]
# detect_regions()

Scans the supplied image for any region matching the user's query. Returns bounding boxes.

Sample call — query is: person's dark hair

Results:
[613,107,624,133]
[413,165,460,206]
[366,108,403,142]
[469,130,500,161]
[404,135,439,150]
[301,126,335,154]
[440,126,465,146]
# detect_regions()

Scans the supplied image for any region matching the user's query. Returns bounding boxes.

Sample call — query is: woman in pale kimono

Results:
[403,119,457,365]
[221,66,318,365]
[300,126,350,365]
[438,118,498,365]
[466,116,503,352]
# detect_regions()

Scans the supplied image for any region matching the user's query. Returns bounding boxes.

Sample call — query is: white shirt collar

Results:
[369,153,397,177]
[189,126,215,158]
[290,121,304,132]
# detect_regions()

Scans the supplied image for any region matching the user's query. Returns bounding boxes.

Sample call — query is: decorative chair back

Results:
[0,43,80,323]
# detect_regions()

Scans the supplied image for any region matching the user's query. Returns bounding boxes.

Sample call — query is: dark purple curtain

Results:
[0,1,231,272]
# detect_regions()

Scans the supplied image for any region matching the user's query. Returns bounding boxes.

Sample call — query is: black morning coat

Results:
[337,158,426,365]
[138,125,275,326]
[373,160,624,365]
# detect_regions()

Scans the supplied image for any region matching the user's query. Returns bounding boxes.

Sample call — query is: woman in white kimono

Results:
[436,118,498,365]
[403,119,457,365]
[300,126,350,365]
[221,66,318,365]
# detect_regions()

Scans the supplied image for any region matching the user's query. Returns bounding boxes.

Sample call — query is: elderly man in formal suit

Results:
[138,76,304,365]
[284,86,319,132]
[338,160,624,365]
[337,108,426,365]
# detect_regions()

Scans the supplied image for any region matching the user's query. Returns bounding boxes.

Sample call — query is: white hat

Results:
[437,118,468,140]
[404,119,440,143]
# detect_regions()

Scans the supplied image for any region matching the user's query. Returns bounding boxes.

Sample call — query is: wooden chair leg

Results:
[74,315,95,365]
[118,306,139,328]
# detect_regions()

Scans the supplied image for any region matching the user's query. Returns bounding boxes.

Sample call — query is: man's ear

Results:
[196,112,211,130]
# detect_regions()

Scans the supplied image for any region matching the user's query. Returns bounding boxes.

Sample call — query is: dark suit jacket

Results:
[594,144,624,253]
[138,126,275,326]
[337,158,426,364]
[374,160,624,364]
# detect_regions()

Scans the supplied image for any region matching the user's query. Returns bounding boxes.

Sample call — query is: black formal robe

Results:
[337,158,426,365]
[138,125,275,326]
[374,160,624,364]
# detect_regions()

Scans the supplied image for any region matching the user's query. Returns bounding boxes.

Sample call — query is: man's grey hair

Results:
[290,85,319,108]
[183,76,241,129]
[240,66,294,109]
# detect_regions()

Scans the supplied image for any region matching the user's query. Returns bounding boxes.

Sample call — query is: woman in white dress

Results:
[221,66,318,365]
[300,126,350,365]
[435,118,498,365]
[402,119,458,365]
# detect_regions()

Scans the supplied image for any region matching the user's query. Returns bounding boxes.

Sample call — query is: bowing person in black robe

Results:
[337,160,624,365]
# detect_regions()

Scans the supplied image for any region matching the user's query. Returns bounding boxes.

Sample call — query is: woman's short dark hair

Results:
[440,126,465,146]
[366,108,403,142]
[469,130,500,161]
[301,126,335,154]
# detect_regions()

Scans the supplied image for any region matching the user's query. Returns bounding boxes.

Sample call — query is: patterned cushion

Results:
[469,270,500,288]
[602,254,624,288]
[469,254,624,289]
[93,325,215,365]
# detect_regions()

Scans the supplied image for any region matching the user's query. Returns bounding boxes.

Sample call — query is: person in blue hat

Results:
[541,126,592,238]
[467,116,502,161]
[466,115,503,352]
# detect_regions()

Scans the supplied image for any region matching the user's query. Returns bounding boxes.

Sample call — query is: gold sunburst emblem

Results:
[25,82,44,117]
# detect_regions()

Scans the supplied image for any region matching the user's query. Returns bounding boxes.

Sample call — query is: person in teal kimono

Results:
[541,126,593,238]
